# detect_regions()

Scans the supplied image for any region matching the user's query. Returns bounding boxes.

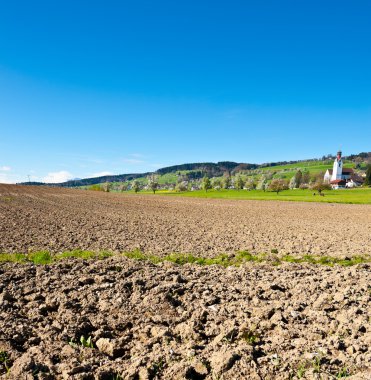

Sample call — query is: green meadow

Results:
[142,187,371,204]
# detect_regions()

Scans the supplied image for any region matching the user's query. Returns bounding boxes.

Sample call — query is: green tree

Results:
[256,176,267,191]
[223,176,231,189]
[289,176,296,189]
[102,182,111,192]
[202,176,212,192]
[294,170,302,187]
[132,180,140,193]
[175,181,188,192]
[311,181,331,194]
[268,179,289,194]
[302,169,310,184]
[212,177,222,190]
[363,164,371,186]
[235,176,244,191]
[148,175,159,194]
[245,178,256,191]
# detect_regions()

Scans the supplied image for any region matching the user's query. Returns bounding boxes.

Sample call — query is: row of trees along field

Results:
[87,168,352,194]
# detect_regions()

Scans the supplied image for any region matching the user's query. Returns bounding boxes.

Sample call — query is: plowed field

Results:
[0,185,370,257]
[0,185,370,379]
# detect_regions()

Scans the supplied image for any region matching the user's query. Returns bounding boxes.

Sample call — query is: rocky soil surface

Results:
[0,185,370,257]
[0,257,370,379]
[0,185,370,379]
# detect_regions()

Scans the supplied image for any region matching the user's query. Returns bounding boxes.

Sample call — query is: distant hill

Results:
[18,152,370,187]
[20,172,152,187]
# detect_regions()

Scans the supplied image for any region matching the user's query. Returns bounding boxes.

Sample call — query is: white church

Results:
[323,151,363,189]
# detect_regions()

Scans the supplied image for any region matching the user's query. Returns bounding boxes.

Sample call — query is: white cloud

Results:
[0,166,11,171]
[90,171,113,177]
[43,171,74,183]
[123,158,144,164]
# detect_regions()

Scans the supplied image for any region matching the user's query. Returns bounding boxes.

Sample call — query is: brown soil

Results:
[1,257,370,379]
[0,185,370,379]
[0,185,370,257]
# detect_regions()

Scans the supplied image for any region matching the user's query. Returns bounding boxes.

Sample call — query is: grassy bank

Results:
[150,188,371,204]
[0,250,370,267]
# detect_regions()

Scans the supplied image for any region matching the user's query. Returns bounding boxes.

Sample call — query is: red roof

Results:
[330,179,346,184]
[351,174,364,183]
[327,168,353,175]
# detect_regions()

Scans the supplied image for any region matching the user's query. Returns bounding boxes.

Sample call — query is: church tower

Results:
[331,150,343,181]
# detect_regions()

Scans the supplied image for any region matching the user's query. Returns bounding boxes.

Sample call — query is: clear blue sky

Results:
[0,0,370,183]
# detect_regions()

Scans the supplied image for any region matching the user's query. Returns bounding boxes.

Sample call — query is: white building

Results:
[324,151,363,189]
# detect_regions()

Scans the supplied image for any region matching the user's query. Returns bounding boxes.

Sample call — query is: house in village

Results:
[324,151,364,189]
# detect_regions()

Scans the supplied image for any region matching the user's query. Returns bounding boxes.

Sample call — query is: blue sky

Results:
[0,0,370,183]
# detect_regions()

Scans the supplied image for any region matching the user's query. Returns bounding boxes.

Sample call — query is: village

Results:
[87,150,368,195]
[323,151,364,189]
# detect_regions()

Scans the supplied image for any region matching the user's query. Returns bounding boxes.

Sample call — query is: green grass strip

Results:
[123,250,370,268]
[0,249,369,267]
[0,250,113,265]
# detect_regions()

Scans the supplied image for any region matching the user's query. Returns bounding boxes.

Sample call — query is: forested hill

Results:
[18,152,370,187]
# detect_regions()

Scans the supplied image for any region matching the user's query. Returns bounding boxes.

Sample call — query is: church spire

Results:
[337,150,342,161]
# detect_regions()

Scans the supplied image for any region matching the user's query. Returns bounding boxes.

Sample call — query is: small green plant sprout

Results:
[80,335,94,348]
[296,362,306,378]
[271,248,279,254]
[336,367,350,378]
[0,351,8,363]
[112,374,123,380]
[241,330,259,345]
[312,354,322,373]
[150,358,165,376]
[0,351,11,372]
[68,335,94,348]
